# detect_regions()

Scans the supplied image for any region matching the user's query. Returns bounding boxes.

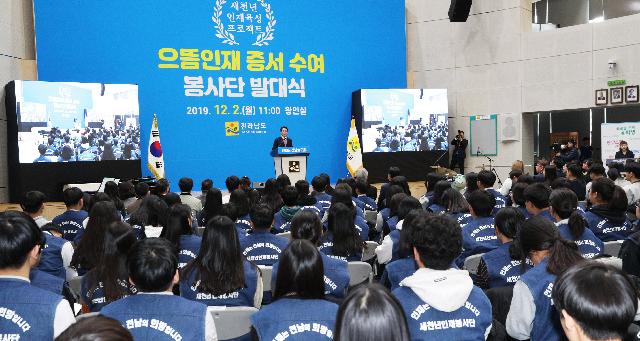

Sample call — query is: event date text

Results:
[186,105,308,116]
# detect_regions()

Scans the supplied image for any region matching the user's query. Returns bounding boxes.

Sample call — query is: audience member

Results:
[426,180,451,214]
[380,210,424,290]
[52,187,88,242]
[523,183,555,221]
[457,190,500,266]
[273,186,301,233]
[198,179,213,206]
[21,190,51,227]
[71,201,121,275]
[608,167,630,188]
[312,176,332,211]
[584,178,631,241]
[230,189,252,230]
[178,177,203,214]
[162,192,182,207]
[320,203,365,261]
[510,182,532,219]
[223,175,240,204]
[127,182,149,214]
[55,315,133,341]
[420,172,444,207]
[544,165,559,187]
[375,185,404,234]
[565,163,586,201]
[624,162,640,205]
[441,187,471,225]
[355,179,377,211]
[499,160,524,196]
[104,181,125,214]
[199,188,222,226]
[240,204,289,266]
[585,163,606,194]
[128,195,169,238]
[161,204,201,268]
[377,166,401,209]
[118,181,137,211]
[477,170,507,213]
[533,159,548,182]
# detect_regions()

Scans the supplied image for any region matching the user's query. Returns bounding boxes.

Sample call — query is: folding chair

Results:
[348,261,373,287]
[208,306,259,340]
[463,254,484,275]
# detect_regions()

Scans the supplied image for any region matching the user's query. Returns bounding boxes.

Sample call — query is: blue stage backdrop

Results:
[33,0,407,187]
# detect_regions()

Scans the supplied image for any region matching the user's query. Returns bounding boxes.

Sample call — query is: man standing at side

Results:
[450,130,468,174]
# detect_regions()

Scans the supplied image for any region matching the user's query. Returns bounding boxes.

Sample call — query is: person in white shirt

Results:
[499,160,524,196]
[177,177,203,214]
[585,163,605,196]
[624,162,640,205]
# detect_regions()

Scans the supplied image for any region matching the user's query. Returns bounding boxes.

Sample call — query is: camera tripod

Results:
[477,151,503,186]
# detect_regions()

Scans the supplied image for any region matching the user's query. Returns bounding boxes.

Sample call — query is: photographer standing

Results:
[557,140,579,164]
[450,130,468,174]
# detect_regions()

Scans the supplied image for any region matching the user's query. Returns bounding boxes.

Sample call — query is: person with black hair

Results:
[104,181,125,215]
[523,183,555,222]
[375,185,405,234]
[178,177,203,214]
[271,126,293,149]
[553,262,637,341]
[180,216,262,309]
[155,178,170,196]
[624,162,640,205]
[383,192,408,234]
[335,283,410,341]
[295,179,324,217]
[52,187,88,242]
[426,180,451,214]
[55,315,133,341]
[584,178,631,241]
[557,140,579,164]
[127,182,150,214]
[506,216,584,341]
[223,175,240,204]
[198,179,213,206]
[271,211,350,299]
[419,172,444,208]
[550,189,603,259]
[380,210,425,290]
[615,140,635,159]
[81,221,138,312]
[119,181,137,210]
[199,188,222,226]
[464,172,480,200]
[450,130,469,174]
[376,196,423,265]
[0,211,75,338]
[475,207,528,290]
[377,166,402,210]
[229,189,252,230]
[585,163,606,195]
[273,186,301,233]
[320,203,365,261]
[71,201,121,276]
[499,169,523,196]
[457,190,500,267]
[240,204,289,266]
[239,176,251,191]
[128,195,169,239]
[325,185,369,238]
[312,175,332,212]
[544,165,559,187]
[477,170,507,213]
[510,182,532,219]
[441,187,472,225]
[355,179,377,211]
[21,190,50,227]
[565,163,586,201]
[162,192,182,207]
[579,137,593,162]
[102,238,216,340]
[608,167,630,188]
[276,174,292,196]
[160,204,201,268]
[393,214,492,340]
[252,239,338,340]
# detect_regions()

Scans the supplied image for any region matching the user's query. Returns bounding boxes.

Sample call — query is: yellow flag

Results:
[346,118,363,176]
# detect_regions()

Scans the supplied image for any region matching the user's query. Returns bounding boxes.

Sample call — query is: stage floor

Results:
[0,182,427,219]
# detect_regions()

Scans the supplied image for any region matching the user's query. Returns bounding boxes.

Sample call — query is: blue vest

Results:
[81,274,137,312]
[353,196,366,213]
[535,210,556,222]
[240,231,289,266]
[272,253,349,299]
[358,195,377,211]
[390,230,401,262]
[300,204,324,218]
[273,212,292,233]
[486,189,507,214]
[314,193,332,211]
[387,216,400,232]
[459,216,500,266]
[251,298,338,341]
[37,232,67,279]
[516,206,532,220]
[557,223,604,259]
[481,243,527,288]
[101,293,207,341]
[382,258,417,291]
[0,277,62,340]
[319,233,362,262]
[576,202,587,217]
[178,234,201,269]
[354,215,369,240]
[519,258,564,341]
[180,261,258,307]
[29,269,64,295]
[450,212,472,226]
[583,210,631,242]
[52,210,88,242]
[236,214,252,231]
[393,284,492,341]
[427,204,446,214]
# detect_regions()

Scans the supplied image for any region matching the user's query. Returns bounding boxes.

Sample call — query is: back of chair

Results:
[68,276,83,301]
[258,265,273,292]
[347,261,373,287]
[604,240,624,257]
[464,254,484,275]
[362,241,379,261]
[208,306,259,340]
[364,210,377,225]
[277,231,291,240]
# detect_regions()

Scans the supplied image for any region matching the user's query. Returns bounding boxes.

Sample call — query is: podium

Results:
[271,147,310,183]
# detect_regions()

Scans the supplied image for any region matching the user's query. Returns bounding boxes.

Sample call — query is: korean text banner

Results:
[32,0,407,186]
[601,123,640,160]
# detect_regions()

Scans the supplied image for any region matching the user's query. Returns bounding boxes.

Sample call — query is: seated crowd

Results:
[2,161,640,341]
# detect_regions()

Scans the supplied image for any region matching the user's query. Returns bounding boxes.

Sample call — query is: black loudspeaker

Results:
[448,0,472,22]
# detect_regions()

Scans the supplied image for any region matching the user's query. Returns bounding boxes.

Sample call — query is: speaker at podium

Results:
[271,147,310,183]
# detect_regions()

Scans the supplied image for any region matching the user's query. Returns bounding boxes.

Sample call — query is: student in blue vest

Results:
[584,177,632,241]
[219,203,249,241]
[274,186,301,233]
[341,178,366,213]
[374,185,404,235]
[552,262,637,341]
[335,283,410,341]
[180,215,262,308]
[510,182,532,219]
[240,204,289,266]
[380,209,424,291]
[101,238,217,340]
[376,196,422,265]
[0,211,75,338]
[355,180,377,211]
[230,189,252,231]
[426,180,451,214]
[128,195,169,239]
[34,222,74,280]
[160,204,201,269]
[323,186,368,237]
[506,216,584,341]
[320,203,365,261]
[523,183,556,222]
[419,172,444,209]
[71,201,121,276]
[457,190,501,267]
[549,188,604,259]
[198,188,223,227]
[82,221,138,312]
[377,166,402,210]
[463,172,480,200]
[384,192,408,234]
[252,239,339,340]
[441,188,472,225]
[393,214,493,340]
[477,170,507,214]
[21,190,51,227]
[52,187,88,242]
[56,315,134,341]
[296,180,325,217]
[475,207,528,290]
[271,210,350,299]
[312,175,333,212]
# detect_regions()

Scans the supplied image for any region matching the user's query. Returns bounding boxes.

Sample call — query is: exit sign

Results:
[608,79,626,86]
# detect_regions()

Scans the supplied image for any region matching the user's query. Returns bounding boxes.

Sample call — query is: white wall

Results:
[408,0,640,182]
[0,0,37,202]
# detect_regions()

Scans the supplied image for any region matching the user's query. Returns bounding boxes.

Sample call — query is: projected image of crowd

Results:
[369,121,449,152]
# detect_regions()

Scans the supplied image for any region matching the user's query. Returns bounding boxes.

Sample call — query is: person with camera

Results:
[556,140,579,164]
[450,130,468,174]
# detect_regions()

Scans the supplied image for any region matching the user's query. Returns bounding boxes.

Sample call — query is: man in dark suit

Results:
[376,166,401,210]
[272,126,293,150]
[450,130,468,174]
